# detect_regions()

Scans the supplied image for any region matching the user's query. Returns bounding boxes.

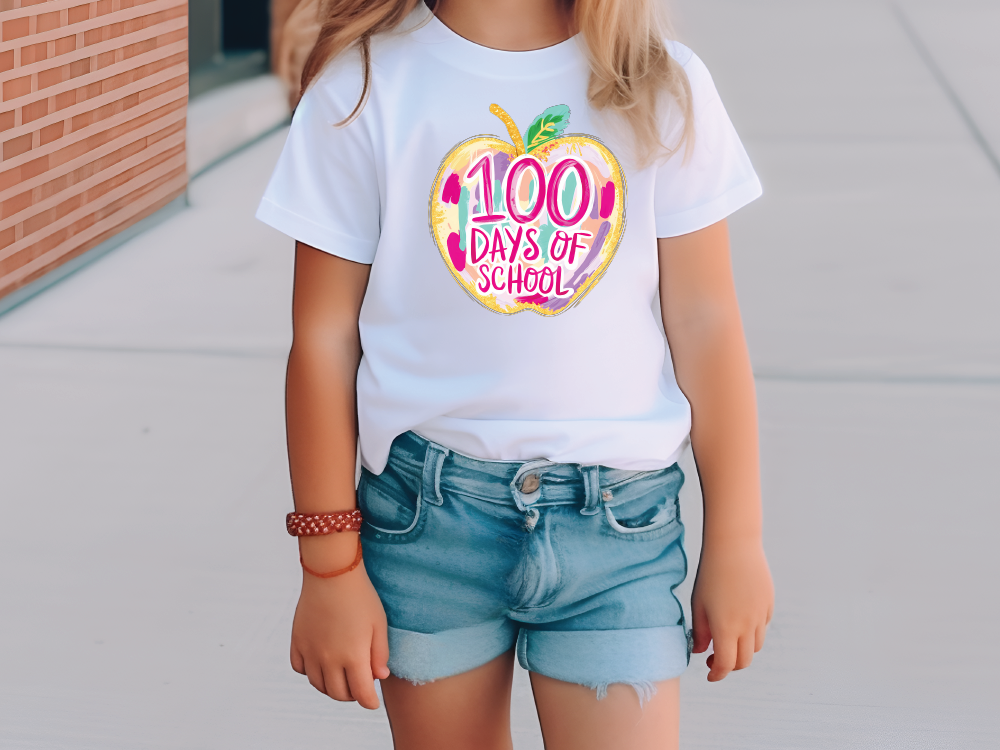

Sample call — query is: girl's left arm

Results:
[658,219,774,682]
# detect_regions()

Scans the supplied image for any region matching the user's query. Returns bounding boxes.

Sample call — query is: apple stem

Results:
[490,104,525,156]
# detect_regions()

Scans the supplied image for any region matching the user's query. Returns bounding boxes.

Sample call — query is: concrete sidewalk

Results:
[1,1,998,747]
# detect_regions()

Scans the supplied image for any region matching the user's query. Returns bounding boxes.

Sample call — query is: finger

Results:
[691,598,712,654]
[304,660,326,696]
[371,621,391,680]
[707,632,737,682]
[734,633,754,671]
[346,661,380,710]
[755,621,767,653]
[323,664,354,702]
[290,646,306,675]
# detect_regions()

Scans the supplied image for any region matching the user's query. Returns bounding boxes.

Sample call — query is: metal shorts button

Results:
[520,474,540,494]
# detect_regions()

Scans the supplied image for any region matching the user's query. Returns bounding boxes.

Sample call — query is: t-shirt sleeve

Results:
[255,62,381,264]
[653,44,762,238]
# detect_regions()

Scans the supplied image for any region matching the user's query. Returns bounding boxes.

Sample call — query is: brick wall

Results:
[0,0,187,302]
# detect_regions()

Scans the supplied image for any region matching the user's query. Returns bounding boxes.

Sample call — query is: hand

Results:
[290,557,391,709]
[690,539,773,681]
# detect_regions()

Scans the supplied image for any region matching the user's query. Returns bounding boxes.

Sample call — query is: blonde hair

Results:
[283,0,692,165]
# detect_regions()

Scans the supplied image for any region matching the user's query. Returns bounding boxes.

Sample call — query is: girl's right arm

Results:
[286,241,390,710]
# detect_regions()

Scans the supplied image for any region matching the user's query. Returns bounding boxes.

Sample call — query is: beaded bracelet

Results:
[286,509,363,536]
[299,537,363,579]
[287,510,364,578]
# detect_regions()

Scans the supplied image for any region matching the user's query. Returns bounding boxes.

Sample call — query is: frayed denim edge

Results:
[396,675,659,707]
[592,680,658,707]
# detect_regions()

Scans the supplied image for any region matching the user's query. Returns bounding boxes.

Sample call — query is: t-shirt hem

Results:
[654,175,762,238]
[256,198,378,264]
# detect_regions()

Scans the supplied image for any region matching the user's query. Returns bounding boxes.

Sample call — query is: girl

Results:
[258,0,774,747]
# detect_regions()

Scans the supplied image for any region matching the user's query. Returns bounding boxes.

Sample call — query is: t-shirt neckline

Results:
[408,5,583,77]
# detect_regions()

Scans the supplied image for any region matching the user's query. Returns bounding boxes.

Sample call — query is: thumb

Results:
[691,595,712,654]
[371,620,391,680]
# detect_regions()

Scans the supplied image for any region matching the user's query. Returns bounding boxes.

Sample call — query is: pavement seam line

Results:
[891,2,1000,181]
[0,342,287,360]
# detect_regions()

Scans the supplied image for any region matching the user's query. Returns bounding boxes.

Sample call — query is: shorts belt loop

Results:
[580,465,602,515]
[422,442,450,506]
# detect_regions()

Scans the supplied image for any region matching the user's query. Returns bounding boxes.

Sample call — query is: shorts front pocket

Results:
[358,466,426,543]
[601,466,683,541]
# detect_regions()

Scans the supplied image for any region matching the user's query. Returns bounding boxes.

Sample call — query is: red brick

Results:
[0,110,14,132]
[145,117,183,145]
[96,0,113,16]
[0,0,18,12]
[40,121,64,146]
[68,4,91,24]
[123,38,156,60]
[55,35,77,56]
[102,53,185,95]
[3,76,32,102]
[22,98,48,124]
[38,65,69,90]
[84,27,104,47]
[55,88,79,111]
[70,58,91,78]
[21,153,49,180]
[3,133,32,160]
[20,42,48,65]
[0,50,14,74]
[2,189,32,220]
[0,225,15,251]
[2,17,30,42]
[96,51,115,69]
[158,28,186,47]
[37,12,62,33]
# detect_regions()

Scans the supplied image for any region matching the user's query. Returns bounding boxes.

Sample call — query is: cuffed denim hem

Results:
[516,625,690,705]
[387,620,519,684]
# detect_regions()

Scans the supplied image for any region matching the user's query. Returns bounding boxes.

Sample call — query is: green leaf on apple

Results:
[523,105,571,152]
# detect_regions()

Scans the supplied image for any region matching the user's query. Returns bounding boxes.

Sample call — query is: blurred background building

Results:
[0,0,315,313]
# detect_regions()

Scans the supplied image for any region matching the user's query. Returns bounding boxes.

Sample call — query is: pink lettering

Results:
[470,227,490,264]
[549,230,571,262]
[467,154,506,223]
[491,265,506,291]
[524,267,539,293]
[554,266,572,297]
[568,231,593,265]
[503,226,524,263]
[507,263,524,295]
[546,158,592,227]
[539,267,555,295]
[489,227,508,263]
[523,228,540,261]
[505,157,546,223]
[477,264,491,293]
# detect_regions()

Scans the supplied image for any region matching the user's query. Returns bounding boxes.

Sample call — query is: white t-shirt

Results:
[257,6,761,474]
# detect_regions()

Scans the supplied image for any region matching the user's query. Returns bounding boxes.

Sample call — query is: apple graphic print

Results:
[429,103,627,315]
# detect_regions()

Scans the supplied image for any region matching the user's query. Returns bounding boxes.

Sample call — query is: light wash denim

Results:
[358,431,691,702]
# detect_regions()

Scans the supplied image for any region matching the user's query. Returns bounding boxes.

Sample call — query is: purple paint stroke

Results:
[566,220,611,289]
[541,294,575,312]
[590,194,600,220]
[493,152,511,182]
[447,232,465,272]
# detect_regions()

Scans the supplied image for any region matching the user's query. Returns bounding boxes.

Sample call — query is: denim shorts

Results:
[358,431,691,700]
